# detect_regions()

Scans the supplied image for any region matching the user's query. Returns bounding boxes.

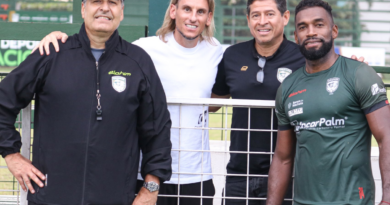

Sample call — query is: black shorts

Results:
[222,177,293,205]
[136,179,215,205]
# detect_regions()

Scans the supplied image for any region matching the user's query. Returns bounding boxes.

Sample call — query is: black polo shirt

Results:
[212,37,305,181]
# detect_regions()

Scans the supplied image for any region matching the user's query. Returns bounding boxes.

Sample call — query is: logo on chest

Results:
[326,77,340,95]
[241,66,249,71]
[277,68,292,83]
[112,76,126,93]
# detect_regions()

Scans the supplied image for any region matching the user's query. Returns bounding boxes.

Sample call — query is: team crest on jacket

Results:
[326,77,340,95]
[112,76,126,93]
[277,68,292,83]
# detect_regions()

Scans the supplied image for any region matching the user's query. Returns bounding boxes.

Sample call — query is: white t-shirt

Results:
[133,32,223,184]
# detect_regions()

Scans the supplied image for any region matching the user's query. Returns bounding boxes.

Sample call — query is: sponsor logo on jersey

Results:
[112,76,126,93]
[292,100,304,107]
[371,83,386,96]
[241,66,248,71]
[289,89,307,98]
[108,70,132,76]
[277,68,292,83]
[326,77,340,95]
[359,187,365,199]
[291,117,346,132]
[288,108,303,117]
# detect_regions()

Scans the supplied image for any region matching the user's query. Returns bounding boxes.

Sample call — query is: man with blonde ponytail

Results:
[34,0,223,204]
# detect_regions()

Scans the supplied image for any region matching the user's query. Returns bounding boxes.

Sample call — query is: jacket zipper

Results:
[81,61,100,204]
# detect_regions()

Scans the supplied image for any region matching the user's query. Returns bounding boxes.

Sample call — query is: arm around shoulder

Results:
[209,93,230,112]
[32,31,69,55]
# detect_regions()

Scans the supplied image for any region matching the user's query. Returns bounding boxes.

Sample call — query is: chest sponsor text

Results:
[292,117,346,131]
[292,100,303,107]
[109,70,132,76]
[289,89,307,98]
[288,108,303,117]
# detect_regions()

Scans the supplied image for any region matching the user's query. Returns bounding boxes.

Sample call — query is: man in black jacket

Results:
[0,0,172,204]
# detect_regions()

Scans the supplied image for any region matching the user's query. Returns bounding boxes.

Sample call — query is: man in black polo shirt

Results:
[211,0,303,204]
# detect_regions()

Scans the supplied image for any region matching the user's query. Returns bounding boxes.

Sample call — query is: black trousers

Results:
[222,177,293,205]
[136,179,215,205]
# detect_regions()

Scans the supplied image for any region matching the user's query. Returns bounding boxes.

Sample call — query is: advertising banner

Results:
[11,11,72,23]
[0,40,39,67]
[0,0,14,22]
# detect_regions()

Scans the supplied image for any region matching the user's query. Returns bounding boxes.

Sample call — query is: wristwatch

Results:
[143,181,159,192]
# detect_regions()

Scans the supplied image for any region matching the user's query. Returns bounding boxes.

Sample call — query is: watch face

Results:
[144,181,159,192]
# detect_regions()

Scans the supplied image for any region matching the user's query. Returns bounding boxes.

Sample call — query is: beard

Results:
[176,27,200,41]
[299,37,334,61]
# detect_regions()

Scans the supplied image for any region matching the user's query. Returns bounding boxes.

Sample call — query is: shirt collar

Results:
[78,23,120,61]
[251,34,289,60]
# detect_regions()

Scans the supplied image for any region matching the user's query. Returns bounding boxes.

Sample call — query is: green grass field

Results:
[0,67,15,73]
[209,106,232,141]
[0,160,18,195]
[0,128,33,195]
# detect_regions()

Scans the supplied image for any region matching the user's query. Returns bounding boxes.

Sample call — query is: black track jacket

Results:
[0,24,172,204]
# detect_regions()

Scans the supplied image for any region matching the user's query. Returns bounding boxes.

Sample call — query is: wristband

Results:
[382,201,390,205]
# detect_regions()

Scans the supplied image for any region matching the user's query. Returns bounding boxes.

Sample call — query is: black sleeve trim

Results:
[364,100,389,114]
[278,124,293,131]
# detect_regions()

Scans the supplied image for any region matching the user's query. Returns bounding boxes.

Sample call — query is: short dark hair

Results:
[295,0,333,22]
[247,0,287,16]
